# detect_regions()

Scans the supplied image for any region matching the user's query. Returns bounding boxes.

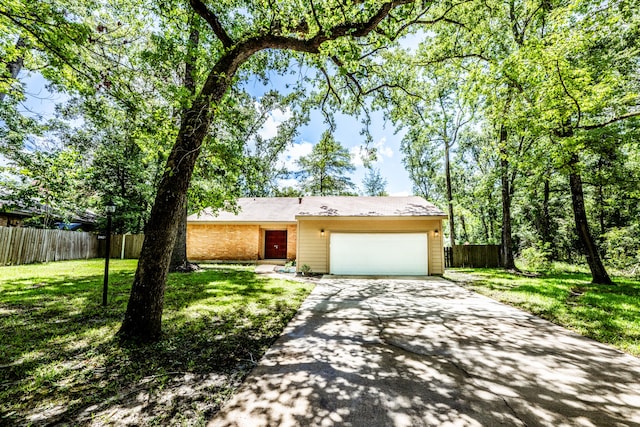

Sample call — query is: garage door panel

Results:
[330,233,428,275]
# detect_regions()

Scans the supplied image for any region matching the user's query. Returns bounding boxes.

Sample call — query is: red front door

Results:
[265,230,287,259]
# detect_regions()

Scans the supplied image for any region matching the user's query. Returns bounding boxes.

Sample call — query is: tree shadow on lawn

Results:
[459,269,640,356]
[0,265,311,426]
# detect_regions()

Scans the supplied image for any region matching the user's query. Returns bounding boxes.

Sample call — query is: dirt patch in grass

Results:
[0,260,314,426]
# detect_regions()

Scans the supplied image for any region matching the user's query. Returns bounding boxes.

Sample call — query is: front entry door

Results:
[265,230,287,259]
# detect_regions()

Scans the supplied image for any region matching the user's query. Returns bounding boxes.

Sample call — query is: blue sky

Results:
[17,65,415,196]
[267,108,412,196]
[244,70,414,196]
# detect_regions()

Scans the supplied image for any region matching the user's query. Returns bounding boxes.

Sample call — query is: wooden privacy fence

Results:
[0,227,99,266]
[98,234,145,259]
[444,245,502,268]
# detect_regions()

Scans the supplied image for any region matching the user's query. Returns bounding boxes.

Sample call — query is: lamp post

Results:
[102,200,115,306]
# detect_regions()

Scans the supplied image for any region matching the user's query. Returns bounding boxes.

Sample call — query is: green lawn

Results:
[445,266,640,357]
[0,260,314,426]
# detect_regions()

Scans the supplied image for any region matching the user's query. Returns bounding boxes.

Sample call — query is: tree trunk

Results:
[568,154,613,285]
[499,125,516,270]
[0,37,26,103]
[118,98,216,341]
[444,141,456,248]
[116,0,412,342]
[480,206,489,242]
[169,201,188,271]
[488,204,497,242]
[541,177,551,242]
[541,176,553,258]
[118,34,266,340]
[168,16,199,274]
[459,214,468,242]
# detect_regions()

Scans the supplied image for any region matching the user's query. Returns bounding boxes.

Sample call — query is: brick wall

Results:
[0,214,24,227]
[187,224,260,260]
[187,223,299,261]
[286,224,297,260]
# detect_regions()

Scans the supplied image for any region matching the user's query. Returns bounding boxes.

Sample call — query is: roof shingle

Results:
[187,196,446,223]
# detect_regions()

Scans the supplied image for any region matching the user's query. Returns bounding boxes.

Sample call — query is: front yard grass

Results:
[0,260,314,426]
[446,266,640,357]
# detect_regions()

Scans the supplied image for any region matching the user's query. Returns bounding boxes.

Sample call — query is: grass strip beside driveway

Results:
[0,260,313,426]
[445,267,640,358]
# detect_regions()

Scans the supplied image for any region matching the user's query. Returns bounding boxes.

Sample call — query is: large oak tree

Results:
[118,0,424,341]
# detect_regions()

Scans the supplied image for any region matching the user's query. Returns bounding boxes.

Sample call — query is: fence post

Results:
[16,228,26,265]
[2,227,12,265]
[121,234,126,259]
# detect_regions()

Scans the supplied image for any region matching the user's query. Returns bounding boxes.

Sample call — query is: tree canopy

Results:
[1,0,639,340]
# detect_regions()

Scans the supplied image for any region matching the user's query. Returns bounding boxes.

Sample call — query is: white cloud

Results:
[259,118,279,140]
[276,178,300,189]
[350,137,394,167]
[279,141,313,171]
[349,146,366,167]
[271,108,292,122]
[257,107,293,140]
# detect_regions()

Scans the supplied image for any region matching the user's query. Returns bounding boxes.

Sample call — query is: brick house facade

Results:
[187,196,447,275]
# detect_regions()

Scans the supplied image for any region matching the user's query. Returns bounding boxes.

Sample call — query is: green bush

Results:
[517,245,552,272]
[603,226,640,274]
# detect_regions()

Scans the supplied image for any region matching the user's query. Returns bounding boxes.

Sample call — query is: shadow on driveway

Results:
[210,277,640,426]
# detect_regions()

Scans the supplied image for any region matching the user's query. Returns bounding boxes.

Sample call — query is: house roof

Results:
[188,197,302,223]
[0,198,97,224]
[295,196,446,217]
[187,196,446,223]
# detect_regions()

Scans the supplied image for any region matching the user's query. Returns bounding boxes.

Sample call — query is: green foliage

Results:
[296,130,356,196]
[379,0,640,274]
[0,260,313,425]
[300,264,311,274]
[517,245,552,273]
[0,147,90,228]
[602,226,640,274]
[362,167,388,196]
[54,95,171,233]
[275,186,303,197]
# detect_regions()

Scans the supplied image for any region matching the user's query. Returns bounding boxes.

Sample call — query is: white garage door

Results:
[330,233,428,275]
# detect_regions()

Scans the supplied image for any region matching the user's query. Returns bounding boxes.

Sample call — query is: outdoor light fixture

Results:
[321,229,325,237]
[103,200,115,306]
[106,200,116,214]
[434,229,439,237]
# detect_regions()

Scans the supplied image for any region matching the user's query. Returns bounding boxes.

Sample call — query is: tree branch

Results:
[364,83,424,99]
[189,0,233,48]
[184,14,200,95]
[306,0,414,47]
[200,1,417,102]
[309,0,323,32]
[415,53,490,66]
[579,111,640,130]
[556,59,581,128]
[319,66,341,106]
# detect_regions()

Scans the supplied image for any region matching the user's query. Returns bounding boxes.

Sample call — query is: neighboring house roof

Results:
[0,198,97,225]
[187,196,446,223]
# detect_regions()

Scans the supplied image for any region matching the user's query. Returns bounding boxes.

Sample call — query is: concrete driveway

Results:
[210,277,640,426]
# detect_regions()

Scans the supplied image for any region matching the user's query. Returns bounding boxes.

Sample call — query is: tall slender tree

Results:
[362,167,388,196]
[296,130,356,196]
